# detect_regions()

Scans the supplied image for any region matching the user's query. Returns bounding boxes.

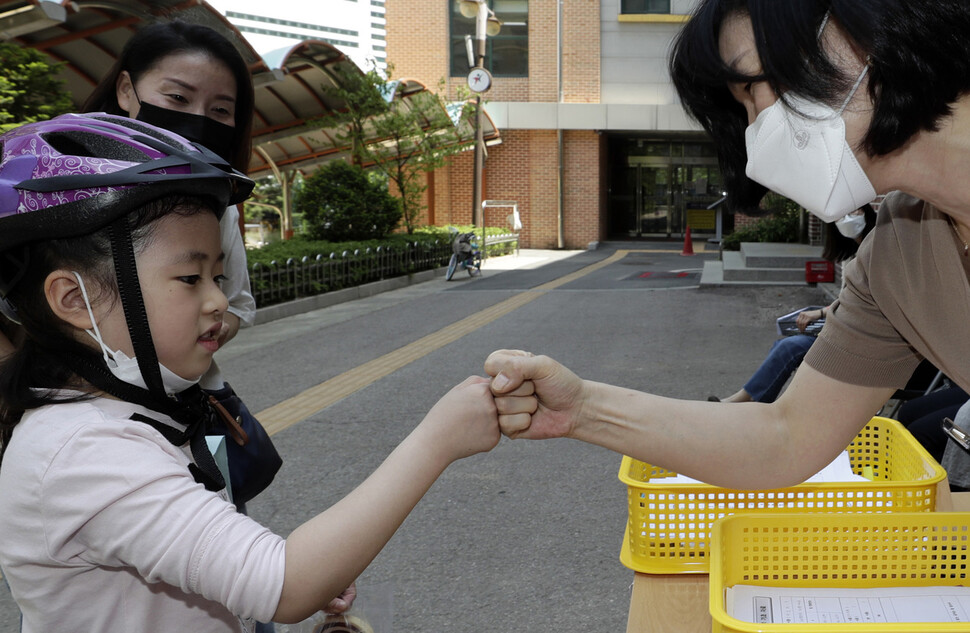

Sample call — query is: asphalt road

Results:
[0,242,828,632]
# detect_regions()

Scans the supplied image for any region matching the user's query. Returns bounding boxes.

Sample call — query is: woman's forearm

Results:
[568,368,891,489]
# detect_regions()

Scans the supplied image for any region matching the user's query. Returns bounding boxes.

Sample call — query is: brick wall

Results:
[562,0,601,103]
[807,214,823,246]
[734,213,761,230]
[430,129,602,248]
[527,0,557,102]
[562,130,603,247]
[384,1,449,88]
[384,0,605,248]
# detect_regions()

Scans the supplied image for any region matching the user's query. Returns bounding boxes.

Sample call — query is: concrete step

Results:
[699,257,810,287]
[739,242,824,268]
[722,251,808,282]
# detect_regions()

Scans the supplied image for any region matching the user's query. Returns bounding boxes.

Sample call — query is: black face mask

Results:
[134,100,236,163]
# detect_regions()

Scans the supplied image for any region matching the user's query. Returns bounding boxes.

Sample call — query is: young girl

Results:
[82,19,275,509]
[0,113,506,631]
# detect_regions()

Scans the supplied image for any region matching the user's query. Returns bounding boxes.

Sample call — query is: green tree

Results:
[296,159,402,241]
[0,43,73,132]
[319,66,390,168]
[316,66,471,234]
[721,193,803,250]
[244,175,286,223]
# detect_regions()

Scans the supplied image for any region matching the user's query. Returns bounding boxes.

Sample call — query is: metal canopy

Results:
[0,0,500,178]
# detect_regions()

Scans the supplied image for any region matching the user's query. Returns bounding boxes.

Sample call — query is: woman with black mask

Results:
[83,20,256,356]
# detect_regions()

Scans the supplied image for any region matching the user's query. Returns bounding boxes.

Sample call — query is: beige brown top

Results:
[805,190,970,391]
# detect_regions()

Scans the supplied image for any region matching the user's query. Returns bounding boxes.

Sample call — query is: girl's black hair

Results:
[0,196,219,460]
[821,203,876,262]
[82,19,254,173]
[669,0,970,213]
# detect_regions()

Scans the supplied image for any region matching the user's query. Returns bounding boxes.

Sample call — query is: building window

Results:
[620,0,670,13]
[450,0,528,78]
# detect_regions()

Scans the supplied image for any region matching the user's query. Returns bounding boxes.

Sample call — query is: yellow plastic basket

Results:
[710,512,970,633]
[619,417,946,574]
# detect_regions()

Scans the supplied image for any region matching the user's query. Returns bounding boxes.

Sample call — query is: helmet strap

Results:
[107,216,165,396]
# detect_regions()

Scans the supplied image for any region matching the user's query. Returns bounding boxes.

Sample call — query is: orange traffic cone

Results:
[680,225,695,256]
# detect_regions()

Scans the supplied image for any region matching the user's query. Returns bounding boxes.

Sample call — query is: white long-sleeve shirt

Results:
[220,206,256,328]
[203,206,257,390]
[0,395,286,632]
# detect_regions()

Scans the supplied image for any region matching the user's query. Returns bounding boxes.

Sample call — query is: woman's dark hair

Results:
[669,0,970,212]
[0,196,219,459]
[82,19,254,173]
[821,203,876,262]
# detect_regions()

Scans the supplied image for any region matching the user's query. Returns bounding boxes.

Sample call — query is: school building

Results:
[384,0,729,249]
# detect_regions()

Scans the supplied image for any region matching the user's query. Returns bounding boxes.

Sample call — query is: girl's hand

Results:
[422,376,501,460]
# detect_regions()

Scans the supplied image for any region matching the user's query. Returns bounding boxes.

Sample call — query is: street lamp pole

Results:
[471,2,487,228]
[462,0,499,228]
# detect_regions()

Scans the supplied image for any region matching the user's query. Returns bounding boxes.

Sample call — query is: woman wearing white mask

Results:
[711,204,875,404]
[484,0,970,491]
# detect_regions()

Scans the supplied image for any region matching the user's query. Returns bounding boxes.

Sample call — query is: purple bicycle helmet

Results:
[0,113,255,493]
[0,112,253,256]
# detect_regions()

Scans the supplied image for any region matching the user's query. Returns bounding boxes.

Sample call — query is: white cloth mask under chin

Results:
[744,66,876,222]
[73,271,199,395]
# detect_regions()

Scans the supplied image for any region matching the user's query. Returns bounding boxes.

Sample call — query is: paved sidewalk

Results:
[480,248,586,270]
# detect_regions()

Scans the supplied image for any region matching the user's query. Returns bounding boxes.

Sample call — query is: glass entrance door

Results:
[608,165,672,238]
[607,137,723,239]
[607,162,675,238]
[639,165,673,235]
[677,164,723,236]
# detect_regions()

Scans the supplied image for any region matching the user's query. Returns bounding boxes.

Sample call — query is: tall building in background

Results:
[210,0,387,71]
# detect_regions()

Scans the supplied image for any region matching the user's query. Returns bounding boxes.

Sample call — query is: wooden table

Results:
[624,482,965,633]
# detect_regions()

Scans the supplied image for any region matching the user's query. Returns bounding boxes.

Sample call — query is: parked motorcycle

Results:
[445,229,482,281]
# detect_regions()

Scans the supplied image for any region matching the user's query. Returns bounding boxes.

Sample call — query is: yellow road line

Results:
[256,250,629,435]
[534,249,627,290]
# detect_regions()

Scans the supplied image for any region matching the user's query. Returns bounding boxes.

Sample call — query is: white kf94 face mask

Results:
[73,272,199,396]
[835,211,867,239]
[744,66,876,222]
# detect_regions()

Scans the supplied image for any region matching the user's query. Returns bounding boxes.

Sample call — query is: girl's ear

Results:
[45,270,94,331]
[116,71,135,115]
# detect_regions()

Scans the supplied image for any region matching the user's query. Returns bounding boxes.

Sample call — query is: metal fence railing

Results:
[249,239,457,307]
[249,233,520,308]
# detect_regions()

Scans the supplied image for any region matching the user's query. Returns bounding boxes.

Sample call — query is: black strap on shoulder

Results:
[130,410,225,493]
[66,353,226,492]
